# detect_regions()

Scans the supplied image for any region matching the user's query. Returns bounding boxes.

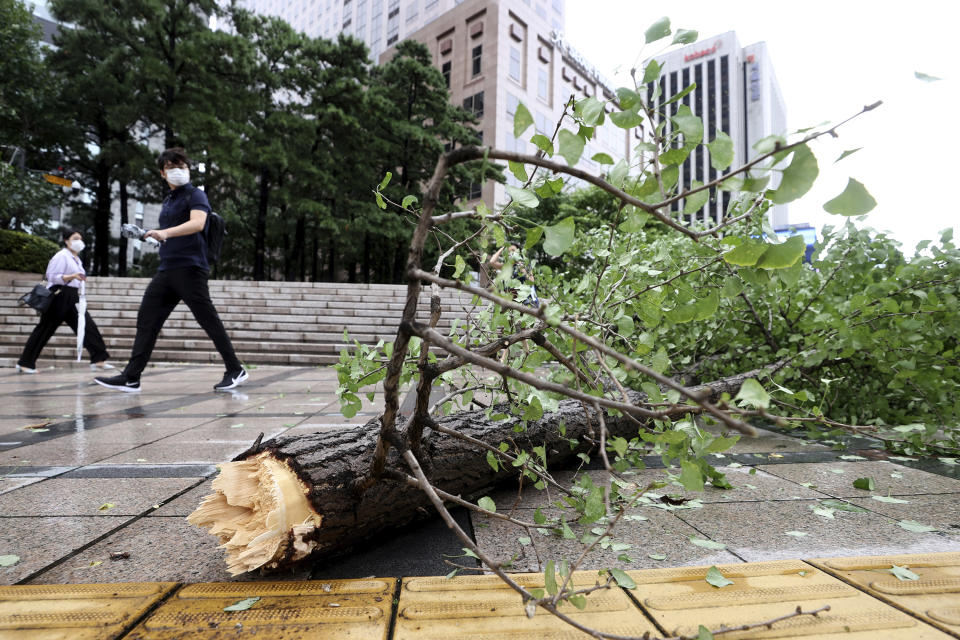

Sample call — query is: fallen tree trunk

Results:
[188,371,761,575]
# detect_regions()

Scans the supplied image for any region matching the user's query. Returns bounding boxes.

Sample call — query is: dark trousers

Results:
[18,286,109,368]
[123,266,241,380]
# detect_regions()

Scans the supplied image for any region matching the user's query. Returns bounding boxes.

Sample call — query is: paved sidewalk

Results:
[1,364,959,589]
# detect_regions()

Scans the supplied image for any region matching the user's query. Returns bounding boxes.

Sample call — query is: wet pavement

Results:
[1,363,959,587]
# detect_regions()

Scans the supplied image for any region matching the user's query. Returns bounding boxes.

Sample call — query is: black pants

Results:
[18,286,109,368]
[123,266,241,380]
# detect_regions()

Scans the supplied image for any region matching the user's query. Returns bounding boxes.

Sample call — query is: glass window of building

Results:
[471,45,482,76]
[442,61,451,88]
[463,91,484,117]
[537,69,548,102]
[509,47,522,82]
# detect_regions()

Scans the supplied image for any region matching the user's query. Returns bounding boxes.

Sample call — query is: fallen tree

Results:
[188,369,762,575]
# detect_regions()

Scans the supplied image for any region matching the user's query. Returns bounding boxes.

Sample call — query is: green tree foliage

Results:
[0,228,59,273]
[0,0,61,231]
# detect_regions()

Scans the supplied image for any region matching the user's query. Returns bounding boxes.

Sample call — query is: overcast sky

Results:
[566,1,957,253]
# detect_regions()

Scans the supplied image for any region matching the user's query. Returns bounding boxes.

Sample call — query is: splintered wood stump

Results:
[188,374,757,575]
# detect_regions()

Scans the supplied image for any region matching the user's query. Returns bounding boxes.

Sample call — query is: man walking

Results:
[95,147,248,392]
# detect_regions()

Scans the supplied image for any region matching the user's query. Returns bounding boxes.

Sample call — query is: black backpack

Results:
[204,211,226,264]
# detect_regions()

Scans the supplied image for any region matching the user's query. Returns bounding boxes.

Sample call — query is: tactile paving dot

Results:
[812,552,960,637]
[0,582,176,640]
[124,579,394,640]
[627,559,953,639]
[394,572,658,639]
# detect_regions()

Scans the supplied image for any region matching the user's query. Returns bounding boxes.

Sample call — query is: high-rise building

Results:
[645,32,787,227]
[241,0,635,208]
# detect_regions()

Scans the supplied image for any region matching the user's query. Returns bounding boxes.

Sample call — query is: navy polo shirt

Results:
[158,183,211,271]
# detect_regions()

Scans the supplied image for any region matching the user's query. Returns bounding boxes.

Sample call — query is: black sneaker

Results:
[214,369,248,391]
[94,373,141,393]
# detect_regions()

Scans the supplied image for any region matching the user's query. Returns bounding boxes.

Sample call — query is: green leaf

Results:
[378,172,392,190]
[769,144,819,204]
[514,102,534,138]
[610,109,644,129]
[690,537,726,550]
[592,152,614,165]
[525,226,544,250]
[401,195,418,210]
[453,255,467,278]
[508,160,528,182]
[672,106,703,145]
[544,560,558,595]
[569,594,587,609]
[98,502,116,511]
[683,182,709,215]
[823,178,877,216]
[648,553,667,561]
[644,17,671,43]
[616,88,642,110]
[820,500,868,513]
[679,460,705,491]
[543,217,575,257]
[785,531,808,537]
[616,314,635,337]
[557,129,585,166]
[609,568,636,589]
[756,236,806,269]
[224,597,260,612]
[375,191,387,210]
[705,566,733,588]
[723,240,767,267]
[889,565,920,581]
[478,496,496,512]
[707,132,734,170]
[734,378,770,409]
[672,29,698,45]
[872,495,910,504]
[853,477,875,491]
[577,97,605,126]
[530,134,553,156]
[505,184,540,208]
[898,520,937,533]
[835,148,862,163]
[642,59,661,84]
[534,507,547,525]
[485,450,499,472]
[914,71,941,82]
[0,555,20,567]
[698,625,715,640]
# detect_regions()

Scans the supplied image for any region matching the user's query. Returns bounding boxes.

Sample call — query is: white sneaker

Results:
[90,362,116,371]
[16,364,38,374]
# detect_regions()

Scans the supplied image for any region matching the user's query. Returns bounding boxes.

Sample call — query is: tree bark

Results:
[188,371,759,576]
[118,180,128,277]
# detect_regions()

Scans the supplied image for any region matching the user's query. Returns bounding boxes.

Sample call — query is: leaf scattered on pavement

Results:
[0,555,20,567]
[230,423,245,428]
[98,503,115,511]
[839,455,866,460]
[820,499,868,513]
[224,597,260,612]
[889,565,919,581]
[648,553,667,561]
[785,531,809,537]
[690,537,726,550]
[898,520,937,533]
[853,477,875,491]
[872,495,910,504]
[705,566,733,588]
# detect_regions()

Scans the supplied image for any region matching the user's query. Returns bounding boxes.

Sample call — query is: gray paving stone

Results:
[26,516,312,584]
[757,460,960,497]
[0,516,131,584]
[0,477,199,516]
[847,493,960,535]
[673,500,960,561]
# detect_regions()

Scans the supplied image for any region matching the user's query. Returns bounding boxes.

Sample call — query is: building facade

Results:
[242,0,634,209]
[645,32,788,227]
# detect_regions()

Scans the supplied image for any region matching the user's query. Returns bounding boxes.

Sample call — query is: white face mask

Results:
[165,167,190,187]
[69,239,85,253]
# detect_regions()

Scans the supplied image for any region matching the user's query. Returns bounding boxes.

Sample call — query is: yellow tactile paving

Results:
[394,572,658,639]
[0,582,177,640]
[627,559,953,639]
[811,552,960,637]
[124,578,394,640]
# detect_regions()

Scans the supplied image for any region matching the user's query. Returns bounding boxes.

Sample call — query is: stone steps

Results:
[1,273,476,367]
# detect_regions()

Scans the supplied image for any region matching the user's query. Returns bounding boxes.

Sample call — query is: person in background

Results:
[94,147,247,393]
[16,229,112,373]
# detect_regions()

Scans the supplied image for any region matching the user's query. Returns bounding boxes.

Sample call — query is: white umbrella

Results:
[76,280,86,361]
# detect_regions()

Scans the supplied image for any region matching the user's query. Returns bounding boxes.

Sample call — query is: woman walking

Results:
[16,229,112,373]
